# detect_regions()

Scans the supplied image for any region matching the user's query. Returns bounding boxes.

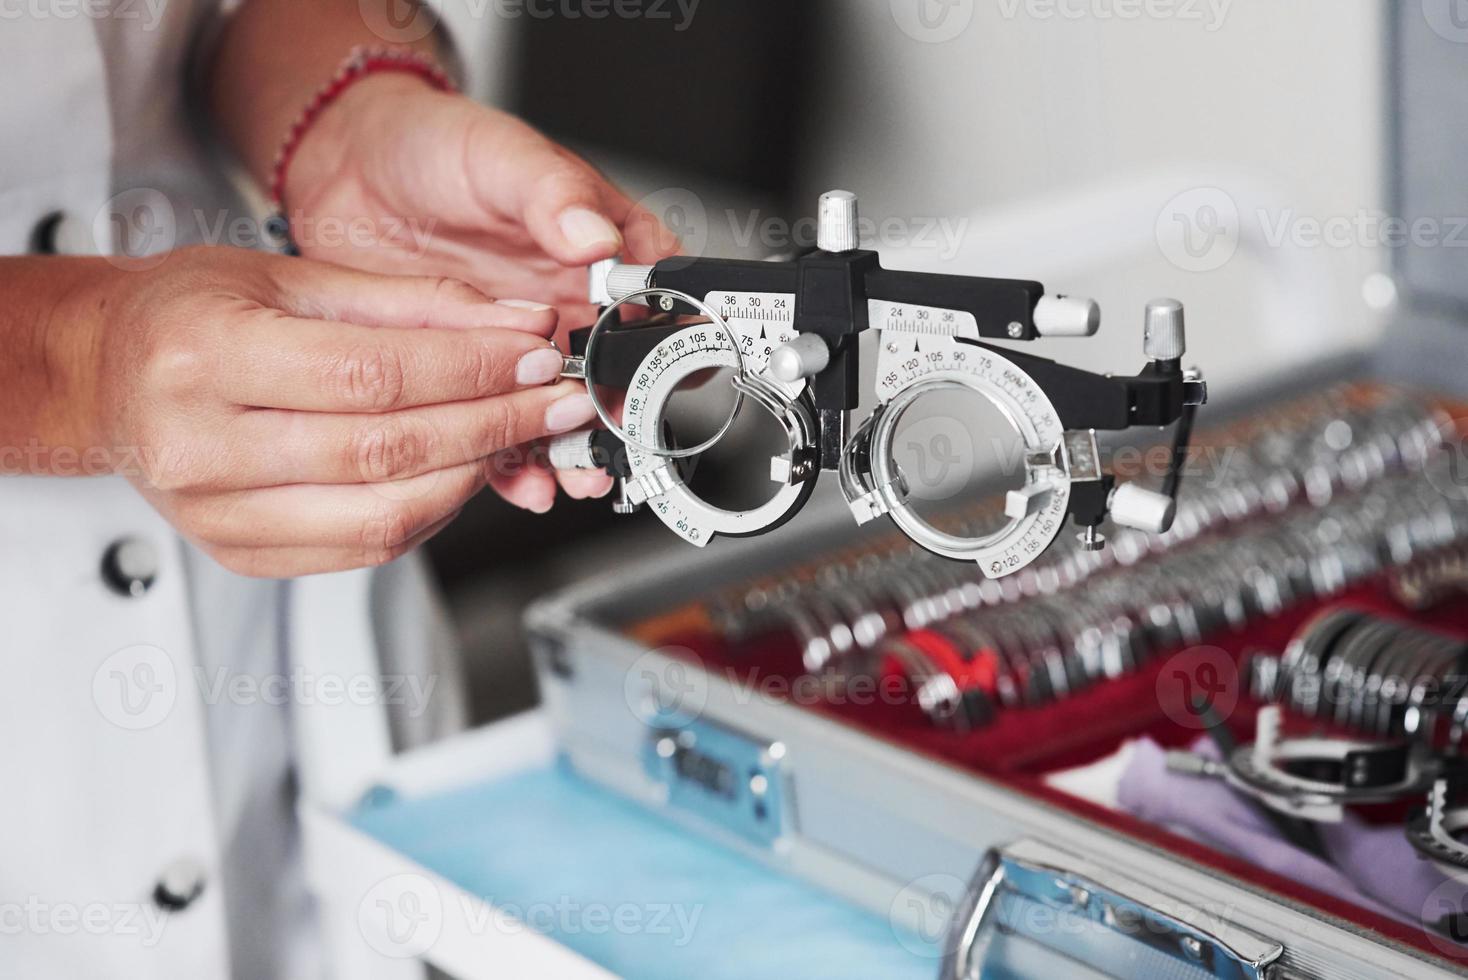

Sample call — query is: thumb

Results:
[516,161,681,266]
[474,125,627,265]
[520,161,629,266]
[466,110,682,265]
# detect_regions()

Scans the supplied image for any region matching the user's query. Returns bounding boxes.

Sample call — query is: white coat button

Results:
[152,857,207,911]
[27,211,65,254]
[27,209,98,256]
[101,537,159,597]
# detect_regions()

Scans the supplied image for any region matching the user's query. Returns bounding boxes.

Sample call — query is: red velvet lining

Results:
[650,583,1468,964]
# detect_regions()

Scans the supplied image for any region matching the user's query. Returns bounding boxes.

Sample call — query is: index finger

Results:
[220,312,569,413]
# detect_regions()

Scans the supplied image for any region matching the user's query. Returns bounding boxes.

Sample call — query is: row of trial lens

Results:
[1255,606,1468,744]
[705,386,1465,729]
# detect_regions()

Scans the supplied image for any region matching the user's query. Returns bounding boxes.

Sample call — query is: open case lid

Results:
[1390,6,1468,318]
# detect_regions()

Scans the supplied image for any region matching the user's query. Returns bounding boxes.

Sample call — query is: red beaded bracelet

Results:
[266,45,457,254]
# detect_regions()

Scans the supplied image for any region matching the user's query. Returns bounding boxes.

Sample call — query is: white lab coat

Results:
[0,7,465,978]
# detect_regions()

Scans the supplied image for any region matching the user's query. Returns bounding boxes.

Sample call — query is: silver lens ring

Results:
[867,376,1070,570]
[580,286,746,459]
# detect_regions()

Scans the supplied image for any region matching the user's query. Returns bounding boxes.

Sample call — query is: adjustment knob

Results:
[587,257,618,305]
[1033,295,1100,337]
[605,263,655,301]
[1143,298,1186,361]
[1004,482,1054,520]
[769,333,831,382]
[611,478,641,515]
[1109,482,1177,534]
[547,430,600,470]
[817,190,859,253]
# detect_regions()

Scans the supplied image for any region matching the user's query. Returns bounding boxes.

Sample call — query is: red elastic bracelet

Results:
[266,45,457,254]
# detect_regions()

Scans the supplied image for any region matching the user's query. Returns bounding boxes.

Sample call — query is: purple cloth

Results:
[1118,737,1465,927]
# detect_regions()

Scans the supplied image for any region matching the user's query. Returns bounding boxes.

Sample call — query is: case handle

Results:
[940,839,1285,980]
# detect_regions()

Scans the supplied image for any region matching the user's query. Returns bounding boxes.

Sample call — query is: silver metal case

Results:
[526,518,1464,978]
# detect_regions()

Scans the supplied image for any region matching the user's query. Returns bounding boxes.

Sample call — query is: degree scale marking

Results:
[617,291,806,545]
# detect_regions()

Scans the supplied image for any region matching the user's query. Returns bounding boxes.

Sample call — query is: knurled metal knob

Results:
[547,430,599,470]
[1143,298,1186,361]
[605,263,655,301]
[611,478,640,515]
[817,190,859,253]
[588,257,618,305]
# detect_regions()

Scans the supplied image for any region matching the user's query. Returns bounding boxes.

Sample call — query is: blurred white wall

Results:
[447,0,1392,390]
[796,0,1390,387]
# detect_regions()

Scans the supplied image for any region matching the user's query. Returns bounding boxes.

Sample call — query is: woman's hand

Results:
[67,247,602,577]
[279,75,679,506]
[285,75,680,324]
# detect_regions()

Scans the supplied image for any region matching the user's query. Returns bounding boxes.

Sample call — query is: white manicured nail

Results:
[557,208,621,251]
[515,347,564,386]
[545,393,597,433]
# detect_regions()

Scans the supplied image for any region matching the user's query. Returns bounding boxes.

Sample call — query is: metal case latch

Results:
[643,715,789,847]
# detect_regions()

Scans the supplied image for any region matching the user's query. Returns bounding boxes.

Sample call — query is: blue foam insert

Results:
[350,762,941,979]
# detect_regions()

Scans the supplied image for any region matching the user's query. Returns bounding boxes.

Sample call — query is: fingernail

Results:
[499,299,553,311]
[516,347,564,386]
[558,207,622,251]
[545,392,598,433]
